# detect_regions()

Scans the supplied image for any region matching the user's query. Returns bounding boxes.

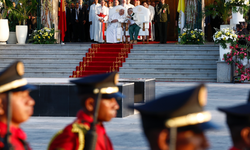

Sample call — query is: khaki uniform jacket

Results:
[155,3,170,22]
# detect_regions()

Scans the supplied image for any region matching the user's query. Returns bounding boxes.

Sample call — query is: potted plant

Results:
[0,0,9,44]
[213,28,237,61]
[204,0,231,29]
[223,34,250,82]
[11,0,37,44]
[225,0,247,24]
[28,27,56,44]
[7,6,18,44]
[179,28,204,45]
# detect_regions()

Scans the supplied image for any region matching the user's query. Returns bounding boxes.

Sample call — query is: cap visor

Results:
[102,92,125,99]
[198,121,220,131]
[11,84,37,92]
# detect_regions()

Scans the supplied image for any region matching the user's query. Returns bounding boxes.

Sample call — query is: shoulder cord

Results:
[72,123,89,150]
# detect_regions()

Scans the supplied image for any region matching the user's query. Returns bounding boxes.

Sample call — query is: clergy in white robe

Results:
[126,0,134,8]
[94,1,109,43]
[89,0,100,40]
[148,4,155,41]
[108,0,113,9]
[106,9,126,43]
[113,0,119,6]
[120,0,129,15]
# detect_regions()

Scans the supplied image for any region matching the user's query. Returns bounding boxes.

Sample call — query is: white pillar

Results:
[53,0,59,43]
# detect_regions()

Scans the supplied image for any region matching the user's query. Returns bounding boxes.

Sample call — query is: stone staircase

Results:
[119,44,219,82]
[0,44,91,77]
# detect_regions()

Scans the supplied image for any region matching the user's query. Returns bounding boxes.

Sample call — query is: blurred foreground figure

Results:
[48,72,124,150]
[218,93,250,150]
[131,84,218,150]
[0,61,36,150]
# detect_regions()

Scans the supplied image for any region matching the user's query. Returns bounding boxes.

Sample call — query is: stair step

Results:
[122,63,217,67]
[119,68,216,72]
[130,50,219,54]
[0,44,91,49]
[0,51,88,54]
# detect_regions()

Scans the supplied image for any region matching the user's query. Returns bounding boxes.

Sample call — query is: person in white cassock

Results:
[113,0,119,6]
[126,0,134,8]
[94,0,109,43]
[120,0,129,15]
[108,0,113,9]
[147,0,155,41]
[106,9,126,43]
[89,0,100,40]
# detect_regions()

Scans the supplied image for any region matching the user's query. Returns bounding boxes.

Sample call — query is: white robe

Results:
[106,12,126,43]
[94,6,109,43]
[119,4,129,16]
[148,5,155,41]
[127,3,134,9]
[89,3,100,40]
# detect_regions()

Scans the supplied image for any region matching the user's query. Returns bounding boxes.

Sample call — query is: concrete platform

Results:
[26,78,154,117]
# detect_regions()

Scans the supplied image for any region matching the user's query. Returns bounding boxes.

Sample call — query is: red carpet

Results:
[69,44,132,78]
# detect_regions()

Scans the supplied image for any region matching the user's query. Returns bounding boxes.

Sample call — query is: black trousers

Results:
[73,22,80,42]
[158,22,168,43]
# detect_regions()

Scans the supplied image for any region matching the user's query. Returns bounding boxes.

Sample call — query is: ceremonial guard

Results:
[130,84,218,150]
[48,72,124,150]
[218,93,250,150]
[0,61,36,149]
[155,0,170,44]
[89,0,100,41]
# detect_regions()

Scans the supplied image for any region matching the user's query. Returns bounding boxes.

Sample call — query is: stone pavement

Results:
[21,82,250,150]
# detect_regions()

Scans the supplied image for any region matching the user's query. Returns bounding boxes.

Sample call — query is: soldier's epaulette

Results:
[71,121,90,150]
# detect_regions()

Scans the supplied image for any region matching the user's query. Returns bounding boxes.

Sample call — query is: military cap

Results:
[0,61,36,93]
[131,84,217,131]
[218,92,250,126]
[70,72,124,99]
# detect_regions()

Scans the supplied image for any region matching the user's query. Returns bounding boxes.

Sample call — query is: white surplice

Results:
[94,6,109,43]
[89,3,100,40]
[127,3,134,9]
[148,5,155,41]
[106,12,126,43]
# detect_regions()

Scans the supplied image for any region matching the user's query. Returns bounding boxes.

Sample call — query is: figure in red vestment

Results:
[48,72,124,150]
[0,61,36,150]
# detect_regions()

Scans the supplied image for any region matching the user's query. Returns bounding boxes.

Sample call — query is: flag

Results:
[58,0,67,42]
[177,0,185,30]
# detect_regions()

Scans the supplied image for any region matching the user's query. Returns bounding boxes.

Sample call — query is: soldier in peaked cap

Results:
[130,84,218,150]
[218,92,250,150]
[0,61,36,150]
[48,72,124,150]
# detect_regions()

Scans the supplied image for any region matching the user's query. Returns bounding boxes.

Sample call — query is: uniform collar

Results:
[229,147,241,150]
[76,110,106,134]
[0,122,27,141]
[76,109,93,123]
